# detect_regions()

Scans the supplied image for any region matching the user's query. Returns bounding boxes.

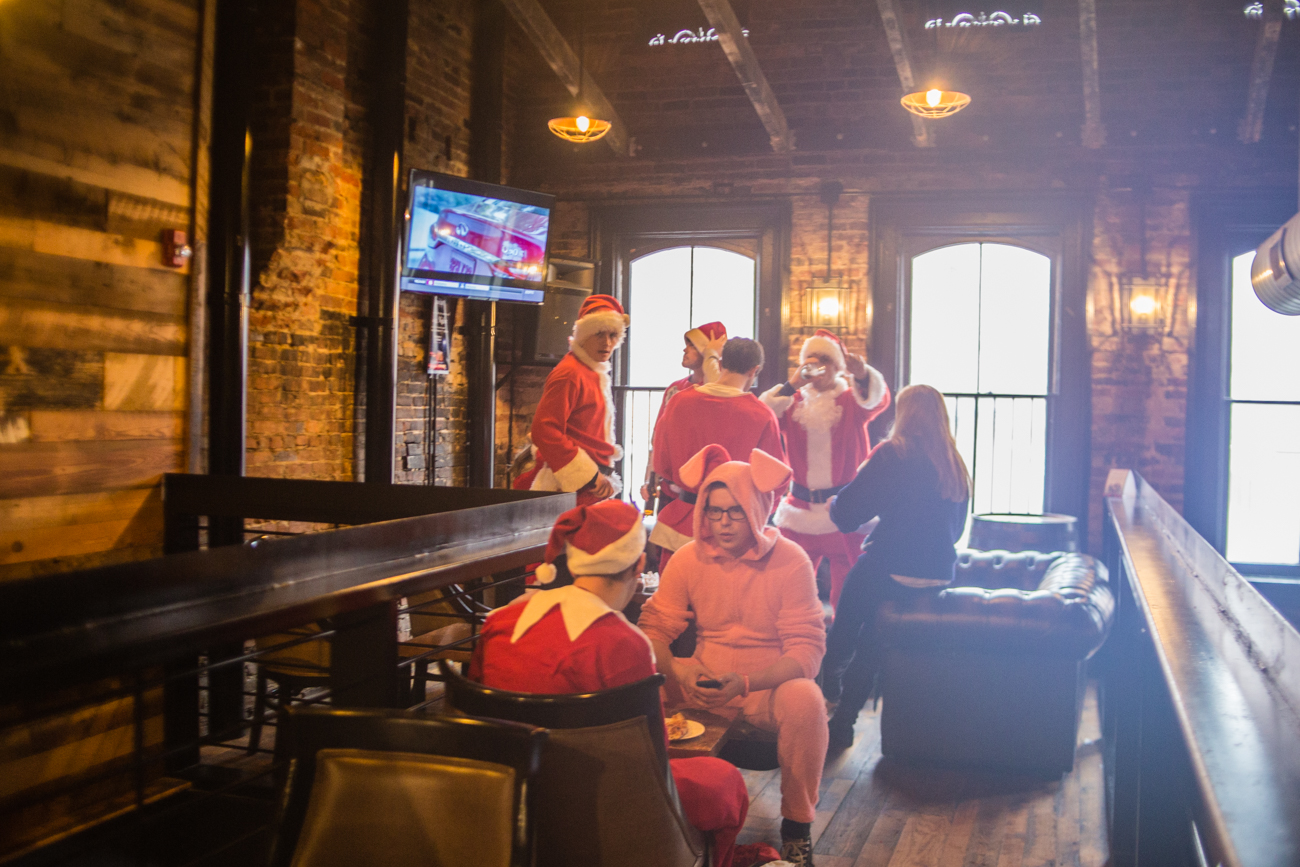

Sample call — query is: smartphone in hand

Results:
[696,678,723,689]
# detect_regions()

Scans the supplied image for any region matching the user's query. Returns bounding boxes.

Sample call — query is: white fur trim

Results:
[510,585,626,643]
[793,381,846,433]
[648,518,692,552]
[572,310,629,347]
[760,383,795,418]
[775,498,840,535]
[851,364,887,410]
[535,563,558,585]
[696,382,744,397]
[550,449,600,492]
[800,335,845,370]
[565,516,646,576]
[793,380,845,491]
[530,466,558,492]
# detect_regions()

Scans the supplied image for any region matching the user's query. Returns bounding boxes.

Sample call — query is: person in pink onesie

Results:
[638,445,828,867]
[470,500,760,867]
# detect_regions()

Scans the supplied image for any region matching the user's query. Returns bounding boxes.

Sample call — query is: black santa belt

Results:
[667,484,697,505]
[791,483,845,504]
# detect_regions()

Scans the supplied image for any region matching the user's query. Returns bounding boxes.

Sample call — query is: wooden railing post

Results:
[330,601,401,708]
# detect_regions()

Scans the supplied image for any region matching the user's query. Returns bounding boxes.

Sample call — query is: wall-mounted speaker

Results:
[513,257,595,364]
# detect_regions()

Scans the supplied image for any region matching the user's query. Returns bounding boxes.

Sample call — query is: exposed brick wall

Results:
[246,0,365,481]
[244,0,478,488]
[393,0,476,487]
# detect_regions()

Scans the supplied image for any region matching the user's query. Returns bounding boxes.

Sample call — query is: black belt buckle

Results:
[793,482,843,504]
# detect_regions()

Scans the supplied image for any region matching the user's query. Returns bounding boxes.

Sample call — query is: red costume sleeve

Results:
[651,397,679,483]
[531,370,600,492]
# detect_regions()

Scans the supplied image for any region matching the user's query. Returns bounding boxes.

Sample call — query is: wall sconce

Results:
[1118,274,1168,334]
[805,279,851,333]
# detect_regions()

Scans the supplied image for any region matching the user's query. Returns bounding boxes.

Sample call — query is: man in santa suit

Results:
[649,337,786,559]
[760,329,890,607]
[470,499,759,867]
[641,320,728,507]
[530,294,629,505]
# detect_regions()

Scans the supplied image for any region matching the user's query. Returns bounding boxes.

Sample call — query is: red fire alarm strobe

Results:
[162,229,193,268]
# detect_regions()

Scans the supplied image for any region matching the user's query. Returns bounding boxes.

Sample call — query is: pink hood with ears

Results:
[679,444,793,561]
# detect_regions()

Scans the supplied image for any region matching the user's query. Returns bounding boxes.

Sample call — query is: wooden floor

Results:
[735,685,1107,867]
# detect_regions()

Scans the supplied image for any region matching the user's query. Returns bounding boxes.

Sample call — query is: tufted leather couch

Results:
[875,550,1114,775]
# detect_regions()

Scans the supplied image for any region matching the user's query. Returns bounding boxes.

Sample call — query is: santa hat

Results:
[534,500,646,585]
[572,294,630,347]
[800,328,846,371]
[684,321,727,353]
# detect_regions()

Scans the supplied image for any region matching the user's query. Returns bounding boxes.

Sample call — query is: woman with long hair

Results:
[820,384,971,750]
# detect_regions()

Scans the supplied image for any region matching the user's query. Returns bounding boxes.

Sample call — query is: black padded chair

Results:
[439,661,708,867]
[269,705,546,867]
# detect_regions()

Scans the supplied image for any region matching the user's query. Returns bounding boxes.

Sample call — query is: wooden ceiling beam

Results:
[696,0,794,152]
[875,0,932,148]
[1079,0,1106,148]
[498,0,627,154]
[1239,0,1284,144]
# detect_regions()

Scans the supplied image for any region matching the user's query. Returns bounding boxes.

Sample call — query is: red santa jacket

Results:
[649,383,786,551]
[469,585,751,867]
[760,367,890,536]
[530,347,619,494]
[470,586,654,691]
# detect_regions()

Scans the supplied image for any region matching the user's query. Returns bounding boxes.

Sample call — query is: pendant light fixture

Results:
[901,87,970,118]
[548,15,612,143]
[901,15,970,119]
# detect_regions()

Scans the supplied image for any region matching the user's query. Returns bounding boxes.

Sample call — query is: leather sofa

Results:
[875,550,1114,775]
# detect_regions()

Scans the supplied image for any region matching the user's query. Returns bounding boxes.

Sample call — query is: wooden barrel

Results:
[968,513,1079,553]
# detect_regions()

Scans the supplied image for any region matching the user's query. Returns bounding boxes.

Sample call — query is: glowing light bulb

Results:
[818,296,840,319]
[576,115,591,133]
[1129,294,1157,316]
[926,89,942,107]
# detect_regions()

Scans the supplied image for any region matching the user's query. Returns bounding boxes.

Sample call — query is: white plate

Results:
[669,719,706,742]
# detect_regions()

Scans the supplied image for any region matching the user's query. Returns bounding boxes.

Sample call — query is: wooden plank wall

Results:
[0,0,204,581]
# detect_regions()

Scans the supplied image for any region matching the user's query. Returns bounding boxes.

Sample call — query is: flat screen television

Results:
[401,171,555,304]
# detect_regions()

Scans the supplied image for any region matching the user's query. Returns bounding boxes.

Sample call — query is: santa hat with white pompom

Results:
[534,500,646,586]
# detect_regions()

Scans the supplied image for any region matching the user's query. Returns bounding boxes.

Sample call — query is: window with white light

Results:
[619,246,756,503]
[910,242,1052,515]
[1224,251,1300,566]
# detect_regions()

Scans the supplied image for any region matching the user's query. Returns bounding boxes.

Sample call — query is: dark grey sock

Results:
[781,819,811,840]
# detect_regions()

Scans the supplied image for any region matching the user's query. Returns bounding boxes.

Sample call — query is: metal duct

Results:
[1251,211,1300,315]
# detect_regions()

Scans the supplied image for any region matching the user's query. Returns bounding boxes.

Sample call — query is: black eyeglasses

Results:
[703,505,747,522]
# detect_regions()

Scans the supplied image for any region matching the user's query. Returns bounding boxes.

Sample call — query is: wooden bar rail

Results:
[0,476,572,696]
[0,475,573,862]
[1102,470,1300,867]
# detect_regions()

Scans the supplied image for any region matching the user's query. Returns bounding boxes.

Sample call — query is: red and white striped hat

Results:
[800,328,846,370]
[534,500,646,585]
[572,294,630,347]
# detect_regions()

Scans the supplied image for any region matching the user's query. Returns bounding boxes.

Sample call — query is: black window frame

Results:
[1187,194,1299,576]
[869,194,1091,544]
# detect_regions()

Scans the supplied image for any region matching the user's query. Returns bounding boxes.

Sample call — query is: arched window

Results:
[620,246,757,501]
[910,242,1052,515]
